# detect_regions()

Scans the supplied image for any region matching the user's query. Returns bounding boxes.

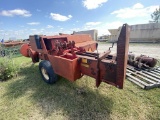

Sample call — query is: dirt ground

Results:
[98,42,160,59]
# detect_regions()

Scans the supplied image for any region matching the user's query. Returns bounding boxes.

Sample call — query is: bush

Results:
[0,56,19,81]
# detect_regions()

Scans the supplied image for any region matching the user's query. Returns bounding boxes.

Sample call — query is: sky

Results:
[0,0,159,40]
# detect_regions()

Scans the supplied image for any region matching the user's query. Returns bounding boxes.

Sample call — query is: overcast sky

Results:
[0,0,159,40]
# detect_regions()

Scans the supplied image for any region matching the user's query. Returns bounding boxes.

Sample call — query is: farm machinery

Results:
[0,41,28,56]
[20,24,129,89]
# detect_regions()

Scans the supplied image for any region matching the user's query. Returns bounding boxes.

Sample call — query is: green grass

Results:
[0,56,160,120]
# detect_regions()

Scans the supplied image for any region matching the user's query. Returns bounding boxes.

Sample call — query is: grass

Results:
[0,56,160,120]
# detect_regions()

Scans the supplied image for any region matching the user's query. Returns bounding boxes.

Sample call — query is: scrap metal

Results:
[127,65,160,89]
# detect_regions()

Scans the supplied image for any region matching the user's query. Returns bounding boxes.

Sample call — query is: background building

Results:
[73,29,98,41]
[97,35,109,42]
[108,28,120,42]
[108,23,160,43]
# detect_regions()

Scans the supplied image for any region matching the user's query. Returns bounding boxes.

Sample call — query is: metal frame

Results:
[126,65,160,89]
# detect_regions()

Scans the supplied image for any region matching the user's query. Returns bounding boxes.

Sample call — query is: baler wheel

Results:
[39,60,58,84]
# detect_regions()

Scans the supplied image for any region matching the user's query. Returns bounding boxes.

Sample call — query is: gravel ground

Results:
[98,42,160,59]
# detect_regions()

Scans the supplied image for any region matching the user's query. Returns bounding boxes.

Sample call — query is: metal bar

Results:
[116,24,130,89]
[76,52,97,57]
[142,70,160,80]
[127,69,156,84]
[140,72,160,83]
[97,50,111,60]
[149,71,160,76]
[127,75,160,90]
[153,69,160,73]
[127,66,137,72]
[127,65,160,89]
[127,67,160,82]
[145,83,160,89]
[85,52,99,55]
[126,73,149,86]
[126,76,145,89]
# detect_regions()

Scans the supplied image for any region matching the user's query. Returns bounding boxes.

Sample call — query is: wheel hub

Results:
[41,67,49,80]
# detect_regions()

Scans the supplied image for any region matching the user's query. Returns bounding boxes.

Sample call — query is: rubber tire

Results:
[39,60,58,84]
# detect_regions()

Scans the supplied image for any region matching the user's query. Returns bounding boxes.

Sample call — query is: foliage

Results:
[0,56,19,81]
[151,6,160,23]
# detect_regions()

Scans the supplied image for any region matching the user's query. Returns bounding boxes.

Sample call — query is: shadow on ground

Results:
[4,64,113,120]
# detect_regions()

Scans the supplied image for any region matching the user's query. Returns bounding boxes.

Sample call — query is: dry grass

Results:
[0,56,160,120]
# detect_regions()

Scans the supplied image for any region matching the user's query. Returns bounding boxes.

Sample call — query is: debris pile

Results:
[128,53,158,70]
[126,52,160,89]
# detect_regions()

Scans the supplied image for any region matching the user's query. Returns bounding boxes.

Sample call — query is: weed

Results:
[0,56,19,81]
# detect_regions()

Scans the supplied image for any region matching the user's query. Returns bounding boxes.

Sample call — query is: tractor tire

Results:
[39,60,58,84]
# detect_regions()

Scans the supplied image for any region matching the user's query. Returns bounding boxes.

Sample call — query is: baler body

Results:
[20,24,130,89]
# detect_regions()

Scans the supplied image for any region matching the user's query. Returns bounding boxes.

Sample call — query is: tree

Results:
[151,6,160,23]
